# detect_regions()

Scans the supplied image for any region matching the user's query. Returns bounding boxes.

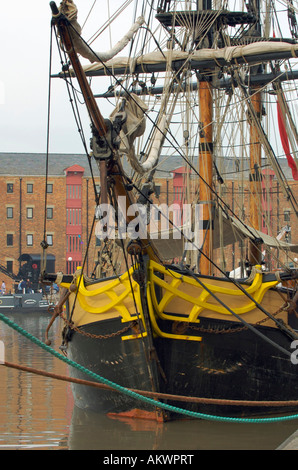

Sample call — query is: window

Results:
[47,207,53,219]
[6,234,13,246]
[47,234,53,246]
[47,184,53,193]
[67,235,81,253]
[262,214,266,233]
[284,210,291,222]
[67,208,81,225]
[286,231,292,244]
[6,261,13,273]
[66,260,80,275]
[154,185,161,197]
[152,207,161,222]
[27,207,33,219]
[7,207,13,219]
[26,234,33,246]
[7,183,13,193]
[27,184,33,193]
[67,184,82,199]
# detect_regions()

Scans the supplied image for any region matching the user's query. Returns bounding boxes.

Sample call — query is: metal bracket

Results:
[90,119,113,160]
[90,102,128,158]
[110,99,127,149]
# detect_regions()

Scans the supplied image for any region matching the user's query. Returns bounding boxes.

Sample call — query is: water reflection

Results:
[0,312,71,450]
[68,406,298,451]
[0,312,297,450]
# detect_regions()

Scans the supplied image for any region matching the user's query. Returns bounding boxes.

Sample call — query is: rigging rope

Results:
[63,18,276,251]
[56,7,298,274]
[41,24,54,277]
[51,6,298,332]
[126,176,298,342]
[53,25,100,205]
[53,15,298,321]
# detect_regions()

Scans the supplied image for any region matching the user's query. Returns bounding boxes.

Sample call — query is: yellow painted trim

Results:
[58,260,278,341]
[60,270,145,324]
[122,332,148,341]
[146,281,202,342]
[148,261,278,321]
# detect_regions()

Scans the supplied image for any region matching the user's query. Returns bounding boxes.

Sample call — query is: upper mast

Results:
[198,75,213,274]
[248,0,264,266]
[249,86,263,265]
[50,0,298,275]
[197,0,214,275]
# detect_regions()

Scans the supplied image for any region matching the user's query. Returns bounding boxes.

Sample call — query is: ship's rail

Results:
[58,260,281,342]
[148,261,278,321]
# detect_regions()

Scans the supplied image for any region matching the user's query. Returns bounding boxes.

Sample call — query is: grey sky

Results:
[0,0,128,154]
[0,0,295,157]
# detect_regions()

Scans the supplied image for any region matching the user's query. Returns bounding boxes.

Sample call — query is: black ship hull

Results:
[66,314,298,421]
[67,316,164,420]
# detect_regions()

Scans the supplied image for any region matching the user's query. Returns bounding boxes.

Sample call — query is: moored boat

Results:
[44,0,298,421]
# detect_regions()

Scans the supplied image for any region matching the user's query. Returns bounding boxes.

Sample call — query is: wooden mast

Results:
[198,77,213,275]
[50,2,159,262]
[248,87,263,265]
[197,0,214,275]
[248,0,263,266]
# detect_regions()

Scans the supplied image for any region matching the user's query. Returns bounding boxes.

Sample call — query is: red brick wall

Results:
[0,173,101,291]
[0,167,297,291]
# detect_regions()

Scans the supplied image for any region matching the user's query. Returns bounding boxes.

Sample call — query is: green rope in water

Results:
[1,311,298,424]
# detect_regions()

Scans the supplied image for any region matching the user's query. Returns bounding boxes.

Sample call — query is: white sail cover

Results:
[221,215,298,254]
[56,0,144,63]
[151,211,298,261]
[110,94,169,175]
[82,42,298,72]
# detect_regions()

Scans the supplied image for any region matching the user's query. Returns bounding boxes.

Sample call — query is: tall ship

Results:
[45,0,298,420]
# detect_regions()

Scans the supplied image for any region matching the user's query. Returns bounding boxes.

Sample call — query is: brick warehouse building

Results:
[0,153,102,292]
[0,153,297,292]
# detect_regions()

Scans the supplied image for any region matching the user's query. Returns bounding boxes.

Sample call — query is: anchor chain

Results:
[60,314,138,340]
[189,302,290,335]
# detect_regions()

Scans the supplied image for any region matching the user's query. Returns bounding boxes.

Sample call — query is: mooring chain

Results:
[59,312,138,340]
[189,302,290,335]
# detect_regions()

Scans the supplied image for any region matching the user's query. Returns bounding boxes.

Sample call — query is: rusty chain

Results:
[189,302,290,334]
[59,312,139,339]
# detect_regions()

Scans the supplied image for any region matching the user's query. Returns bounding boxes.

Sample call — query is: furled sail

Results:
[150,211,298,261]
[81,42,298,74]
[110,94,169,175]
[55,0,144,63]
[218,215,298,253]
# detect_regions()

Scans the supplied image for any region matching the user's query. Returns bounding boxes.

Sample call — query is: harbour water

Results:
[0,311,298,451]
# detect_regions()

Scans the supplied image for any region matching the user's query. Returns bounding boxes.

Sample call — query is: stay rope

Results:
[1,311,298,424]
